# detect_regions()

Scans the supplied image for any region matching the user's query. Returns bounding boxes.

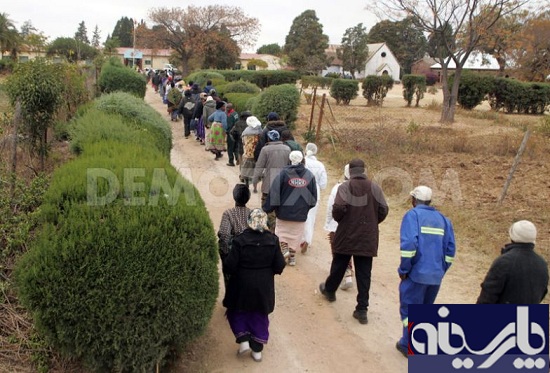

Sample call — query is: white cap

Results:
[509,220,537,243]
[410,186,432,202]
[289,150,304,165]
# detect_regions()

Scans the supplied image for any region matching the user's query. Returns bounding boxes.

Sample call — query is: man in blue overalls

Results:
[396,186,456,357]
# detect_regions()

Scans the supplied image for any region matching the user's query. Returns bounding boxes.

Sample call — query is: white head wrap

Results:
[305,143,318,157]
[509,220,537,243]
[246,116,261,128]
[289,150,304,165]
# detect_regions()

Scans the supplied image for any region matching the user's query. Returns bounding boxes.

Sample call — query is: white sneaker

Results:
[251,351,262,362]
[289,257,296,266]
[340,281,353,290]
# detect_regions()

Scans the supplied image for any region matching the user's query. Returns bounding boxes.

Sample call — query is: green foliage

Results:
[329,79,359,105]
[402,74,427,107]
[252,84,300,129]
[224,93,257,113]
[218,80,261,95]
[256,43,282,56]
[323,72,340,79]
[361,75,394,106]
[338,23,369,78]
[201,70,299,89]
[247,58,268,69]
[111,17,134,47]
[0,175,49,261]
[98,57,147,98]
[57,63,90,121]
[4,58,64,163]
[185,71,226,89]
[93,92,172,156]
[46,37,98,62]
[16,141,219,372]
[449,72,494,110]
[301,75,333,89]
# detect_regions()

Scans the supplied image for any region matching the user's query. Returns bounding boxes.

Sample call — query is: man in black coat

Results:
[477,220,549,304]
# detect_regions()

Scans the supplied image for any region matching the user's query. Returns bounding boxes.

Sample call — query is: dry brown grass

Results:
[295,85,550,305]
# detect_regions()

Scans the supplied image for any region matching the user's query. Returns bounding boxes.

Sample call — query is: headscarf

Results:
[247,208,269,232]
[289,150,304,165]
[305,143,318,157]
[267,129,280,141]
[509,220,537,243]
[246,116,261,128]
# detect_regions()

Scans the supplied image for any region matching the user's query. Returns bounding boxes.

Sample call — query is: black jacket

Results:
[222,229,286,314]
[477,243,549,304]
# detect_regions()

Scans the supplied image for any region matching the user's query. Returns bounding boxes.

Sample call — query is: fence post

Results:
[315,93,326,144]
[308,87,317,133]
[497,129,531,205]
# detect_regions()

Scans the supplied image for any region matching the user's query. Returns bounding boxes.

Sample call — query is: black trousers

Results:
[324,253,373,311]
[226,135,237,164]
[183,115,191,137]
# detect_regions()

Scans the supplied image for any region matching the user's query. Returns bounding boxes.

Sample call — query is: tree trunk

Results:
[439,66,461,124]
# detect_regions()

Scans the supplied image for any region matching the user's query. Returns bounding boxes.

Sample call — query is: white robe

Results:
[302,156,328,245]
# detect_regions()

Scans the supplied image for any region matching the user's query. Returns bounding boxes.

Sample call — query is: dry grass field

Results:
[295,84,550,281]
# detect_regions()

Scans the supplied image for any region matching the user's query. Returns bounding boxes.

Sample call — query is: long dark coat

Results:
[332,174,389,257]
[222,228,286,314]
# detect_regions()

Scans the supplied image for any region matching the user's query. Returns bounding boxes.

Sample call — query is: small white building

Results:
[323,43,401,81]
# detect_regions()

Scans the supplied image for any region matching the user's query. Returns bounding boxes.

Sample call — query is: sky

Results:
[3,1,380,53]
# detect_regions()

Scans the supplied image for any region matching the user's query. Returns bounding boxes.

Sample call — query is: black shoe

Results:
[353,310,368,324]
[395,342,408,358]
[226,162,235,167]
[319,283,336,302]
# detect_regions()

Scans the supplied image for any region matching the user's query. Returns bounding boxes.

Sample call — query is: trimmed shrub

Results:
[402,75,427,107]
[215,70,255,83]
[301,75,333,89]
[329,78,359,105]
[16,141,219,372]
[93,92,172,157]
[224,93,257,113]
[361,75,394,106]
[426,72,439,86]
[98,58,147,98]
[252,84,300,129]
[219,80,261,95]
[451,73,494,110]
[249,70,300,89]
[185,71,226,89]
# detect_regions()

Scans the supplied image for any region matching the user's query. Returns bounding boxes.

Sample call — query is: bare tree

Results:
[368,0,528,123]
[148,5,259,76]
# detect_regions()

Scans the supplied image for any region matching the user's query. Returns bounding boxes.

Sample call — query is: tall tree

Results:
[514,10,550,81]
[370,0,529,123]
[47,37,98,62]
[284,10,329,75]
[337,23,369,79]
[201,28,241,69]
[103,36,120,56]
[0,13,20,58]
[368,17,428,74]
[257,43,282,56]
[91,25,101,48]
[19,20,47,53]
[111,17,134,47]
[148,5,259,76]
[427,22,455,59]
[75,21,89,44]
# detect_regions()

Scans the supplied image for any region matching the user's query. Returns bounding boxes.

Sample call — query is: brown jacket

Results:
[332,174,389,256]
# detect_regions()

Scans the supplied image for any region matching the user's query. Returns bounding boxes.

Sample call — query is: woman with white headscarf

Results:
[240,116,263,192]
[263,151,318,266]
[301,143,328,254]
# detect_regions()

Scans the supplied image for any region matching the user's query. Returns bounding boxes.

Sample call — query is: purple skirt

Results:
[196,117,205,140]
[226,310,269,344]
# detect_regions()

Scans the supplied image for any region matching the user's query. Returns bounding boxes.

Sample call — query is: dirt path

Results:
[144,86,476,373]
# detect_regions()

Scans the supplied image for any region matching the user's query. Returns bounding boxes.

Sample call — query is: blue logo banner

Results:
[409,304,549,372]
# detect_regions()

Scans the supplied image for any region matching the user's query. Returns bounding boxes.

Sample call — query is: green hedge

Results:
[16,141,219,372]
[252,84,300,129]
[93,92,172,157]
[449,72,494,110]
[362,75,394,106]
[301,75,333,89]
[98,57,147,98]
[194,70,300,89]
[329,78,359,105]
[225,93,257,113]
[219,80,261,95]
[487,77,550,114]
[185,71,226,89]
[402,74,427,107]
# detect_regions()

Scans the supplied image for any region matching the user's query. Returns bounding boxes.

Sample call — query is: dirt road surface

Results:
[145,86,476,373]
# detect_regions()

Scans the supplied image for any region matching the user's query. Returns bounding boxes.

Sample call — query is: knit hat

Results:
[216,101,226,110]
[344,164,350,180]
[410,186,432,202]
[267,112,279,121]
[509,220,537,243]
[246,116,261,128]
[248,208,269,232]
[289,150,304,165]
[267,130,280,141]
[348,158,365,176]
[206,95,214,102]
[232,184,251,206]
[305,143,318,156]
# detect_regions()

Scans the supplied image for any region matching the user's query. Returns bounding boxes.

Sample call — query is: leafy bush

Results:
[425,72,439,86]
[215,70,255,83]
[324,72,341,79]
[98,58,147,98]
[219,80,261,95]
[16,141,219,372]
[451,73,494,110]
[402,75,427,107]
[361,75,394,106]
[301,75,333,89]
[224,93,257,113]
[93,92,172,157]
[252,84,300,129]
[185,71,226,89]
[329,78,359,105]
[249,70,300,89]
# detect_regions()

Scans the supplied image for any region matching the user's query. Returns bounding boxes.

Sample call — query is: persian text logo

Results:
[408,305,549,373]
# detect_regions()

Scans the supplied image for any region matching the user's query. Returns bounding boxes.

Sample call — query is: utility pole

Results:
[132,19,136,68]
